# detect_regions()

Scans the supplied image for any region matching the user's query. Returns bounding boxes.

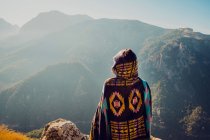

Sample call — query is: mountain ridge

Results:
[139,29,210,139]
[0,14,167,89]
[0,18,19,39]
[0,10,210,140]
[20,10,93,35]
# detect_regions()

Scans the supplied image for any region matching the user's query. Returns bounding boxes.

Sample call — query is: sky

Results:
[0,0,209,34]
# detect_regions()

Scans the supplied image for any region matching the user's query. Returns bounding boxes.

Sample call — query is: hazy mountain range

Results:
[0,11,210,140]
[0,18,19,40]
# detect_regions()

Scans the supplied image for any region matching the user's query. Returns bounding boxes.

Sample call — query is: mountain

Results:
[139,29,210,139]
[19,10,93,39]
[0,18,19,39]
[0,62,100,133]
[0,11,210,140]
[0,11,92,58]
[0,16,166,90]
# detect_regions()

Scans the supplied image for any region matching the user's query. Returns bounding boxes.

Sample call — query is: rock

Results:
[41,118,161,140]
[41,118,89,140]
[151,136,162,140]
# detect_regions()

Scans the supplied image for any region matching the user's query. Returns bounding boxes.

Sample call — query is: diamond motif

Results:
[109,92,125,117]
[129,89,142,113]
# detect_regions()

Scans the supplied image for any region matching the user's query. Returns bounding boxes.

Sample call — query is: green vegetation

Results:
[26,128,43,139]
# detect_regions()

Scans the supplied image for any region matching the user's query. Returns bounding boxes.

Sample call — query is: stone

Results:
[41,118,89,140]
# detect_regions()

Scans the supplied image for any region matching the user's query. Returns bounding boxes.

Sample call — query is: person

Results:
[90,49,152,140]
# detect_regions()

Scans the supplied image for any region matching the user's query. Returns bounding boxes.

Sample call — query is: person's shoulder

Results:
[139,78,151,92]
[138,77,147,84]
[138,77,150,87]
[104,77,117,86]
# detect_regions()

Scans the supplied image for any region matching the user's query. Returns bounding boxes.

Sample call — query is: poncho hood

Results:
[112,49,138,79]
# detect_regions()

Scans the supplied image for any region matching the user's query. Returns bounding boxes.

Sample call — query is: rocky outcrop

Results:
[41,118,89,140]
[41,118,161,140]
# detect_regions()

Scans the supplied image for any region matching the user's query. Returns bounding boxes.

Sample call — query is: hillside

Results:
[0,11,210,140]
[0,62,100,133]
[0,12,166,90]
[140,29,210,139]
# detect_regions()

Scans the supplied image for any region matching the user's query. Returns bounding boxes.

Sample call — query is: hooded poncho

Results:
[90,49,152,140]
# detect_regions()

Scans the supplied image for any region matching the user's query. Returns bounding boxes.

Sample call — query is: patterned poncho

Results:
[90,59,152,140]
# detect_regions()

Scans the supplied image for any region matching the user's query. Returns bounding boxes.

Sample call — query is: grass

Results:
[0,125,31,140]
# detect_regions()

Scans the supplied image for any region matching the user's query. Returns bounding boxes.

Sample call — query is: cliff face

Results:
[140,29,210,139]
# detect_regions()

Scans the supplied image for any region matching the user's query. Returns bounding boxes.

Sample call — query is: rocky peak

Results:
[179,28,193,33]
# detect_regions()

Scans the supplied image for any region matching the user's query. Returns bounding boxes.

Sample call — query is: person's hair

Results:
[113,49,137,66]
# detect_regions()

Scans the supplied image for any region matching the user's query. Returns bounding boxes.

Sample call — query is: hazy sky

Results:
[0,0,209,34]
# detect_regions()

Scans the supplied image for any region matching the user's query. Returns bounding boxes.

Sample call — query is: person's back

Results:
[90,49,152,140]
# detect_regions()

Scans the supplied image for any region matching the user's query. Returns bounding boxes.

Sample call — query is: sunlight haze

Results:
[0,0,209,34]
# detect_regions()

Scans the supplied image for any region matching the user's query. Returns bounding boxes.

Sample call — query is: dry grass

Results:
[0,125,30,140]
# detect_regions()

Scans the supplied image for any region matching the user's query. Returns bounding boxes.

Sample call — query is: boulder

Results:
[41,118,89,140]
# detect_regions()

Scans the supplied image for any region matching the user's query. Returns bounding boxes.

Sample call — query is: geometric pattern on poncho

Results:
[110,116,146,140]
[109,92,125,117]
[129,88,142,113]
